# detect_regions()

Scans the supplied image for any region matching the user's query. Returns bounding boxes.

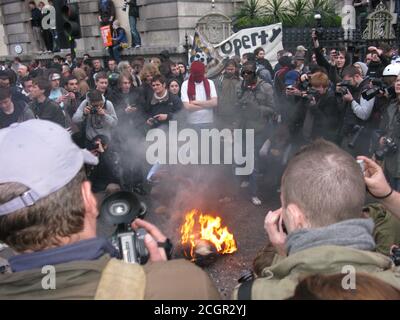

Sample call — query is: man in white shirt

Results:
[181,61,218,130]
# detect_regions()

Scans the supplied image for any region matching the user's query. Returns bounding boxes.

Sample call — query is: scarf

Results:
[188,61,210,101]
[286,218,376,255]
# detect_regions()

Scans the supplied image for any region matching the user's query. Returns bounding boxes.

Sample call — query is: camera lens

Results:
[109,200,130,216]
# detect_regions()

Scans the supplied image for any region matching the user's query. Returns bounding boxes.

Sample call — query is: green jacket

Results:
[232,245,400,300]
[0,255,221,300]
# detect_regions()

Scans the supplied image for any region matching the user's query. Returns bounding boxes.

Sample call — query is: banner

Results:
[215,23,283,66]
[100,25,112,47]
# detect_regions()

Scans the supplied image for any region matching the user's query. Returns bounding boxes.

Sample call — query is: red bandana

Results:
[188,61,210,101]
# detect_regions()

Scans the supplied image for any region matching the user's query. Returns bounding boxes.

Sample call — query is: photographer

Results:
[233,140,400,300]
[377,74,400,190]
[338,66,374,156]
[312,30,350,84]
[72,89,118,146]
[86,135,121,195]
[290,72,342,145]
[0,120,220,299]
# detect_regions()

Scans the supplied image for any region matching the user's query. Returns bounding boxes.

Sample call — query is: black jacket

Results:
[147,92,183,125]
[127,0,139,17]
[30,98,66,128]
[31,8,42,27]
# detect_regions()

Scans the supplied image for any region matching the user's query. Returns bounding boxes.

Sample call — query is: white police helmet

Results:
[383,63,400,77]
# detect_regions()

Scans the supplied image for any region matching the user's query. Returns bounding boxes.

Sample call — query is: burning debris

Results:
[180,209,237,266]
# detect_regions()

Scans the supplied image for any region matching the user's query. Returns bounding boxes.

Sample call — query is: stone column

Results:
[75,0,104,52]
[0,0,33,57]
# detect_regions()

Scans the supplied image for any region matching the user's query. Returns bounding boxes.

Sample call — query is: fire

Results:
[180,209,237,259]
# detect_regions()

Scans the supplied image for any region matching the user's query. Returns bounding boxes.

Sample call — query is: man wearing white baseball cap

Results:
[0,119,220,300]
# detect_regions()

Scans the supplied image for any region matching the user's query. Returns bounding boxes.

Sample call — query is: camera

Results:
[303,87,320,102]
[101,191,149,264]
[90,106,99,115]
[337,80,352,96]
[148,117,160,126]
[391,247,400,266]
[375,137,398,161]
[362,78,396,101]
[314,13,324,40]
[122,0,128,11]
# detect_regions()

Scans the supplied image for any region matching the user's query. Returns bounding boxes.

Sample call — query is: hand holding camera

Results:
[264,208,287,257]
[131,218,168,262]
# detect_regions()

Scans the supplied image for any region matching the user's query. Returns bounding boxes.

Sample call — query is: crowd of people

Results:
[2,29,400,299]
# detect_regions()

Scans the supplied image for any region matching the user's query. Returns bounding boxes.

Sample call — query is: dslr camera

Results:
[303,87,320,102]
[391,247,400,266]
[337,80,353,96]
[375,136,398,161]
[101,191,149,264]
[148,117,160,126]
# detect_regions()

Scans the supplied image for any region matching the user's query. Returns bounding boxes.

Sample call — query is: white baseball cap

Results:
[0,120,98,216]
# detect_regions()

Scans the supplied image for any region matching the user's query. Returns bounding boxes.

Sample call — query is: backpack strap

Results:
[94,258,146,300]
[237,279,254,300]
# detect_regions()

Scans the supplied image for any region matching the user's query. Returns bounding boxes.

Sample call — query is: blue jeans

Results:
[50,29,60,52]
[110,45,121,63]
[129,15,141,46]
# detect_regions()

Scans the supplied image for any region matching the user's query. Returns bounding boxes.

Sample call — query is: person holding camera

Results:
[290,72,342,146]
[375,74,400,190]
[0,119,220,299]
[146,75,183,129]
[233,139,400,300]
[312,30,350,84]
[72,89,118,147]
[338,66,375,156]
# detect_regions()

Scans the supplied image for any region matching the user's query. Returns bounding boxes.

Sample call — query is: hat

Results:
[0,120,98,216]
[284,70,300,86]
[296,45,308,52]
[50,73,61,81]
[354,62,368,77]
[294,53,305,60]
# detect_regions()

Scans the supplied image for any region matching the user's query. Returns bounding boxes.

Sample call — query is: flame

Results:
[180,209,237,259]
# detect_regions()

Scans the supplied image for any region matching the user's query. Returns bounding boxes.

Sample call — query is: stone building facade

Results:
[0,0,242,59]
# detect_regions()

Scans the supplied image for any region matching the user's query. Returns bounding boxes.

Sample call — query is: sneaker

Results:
[251,196,262,206]
[0,243,8,252]
[134,45,141,48]
[240,181,249,188]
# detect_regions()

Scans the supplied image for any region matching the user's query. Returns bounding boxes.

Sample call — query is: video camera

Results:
[314,13,324,40]
[101,191,149,264]
[374,136,398,161]
[362,78,396,101]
